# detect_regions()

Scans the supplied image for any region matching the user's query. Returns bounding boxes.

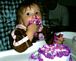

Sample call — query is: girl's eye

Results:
[26,13,30,15]
[35,12,39,15]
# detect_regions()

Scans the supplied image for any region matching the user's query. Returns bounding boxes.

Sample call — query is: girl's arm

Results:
[11,24,38,52]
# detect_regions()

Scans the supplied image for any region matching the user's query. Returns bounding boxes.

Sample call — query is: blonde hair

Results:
[16,1,42,25]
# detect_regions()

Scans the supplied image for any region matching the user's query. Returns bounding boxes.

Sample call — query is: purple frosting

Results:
[38,44,71,59]
[30,44,72,61]
[38,56,43,61]
[28,18,42,28]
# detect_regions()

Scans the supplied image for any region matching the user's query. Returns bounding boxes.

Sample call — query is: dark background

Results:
[37,0,76,26]
[58,0,76,26]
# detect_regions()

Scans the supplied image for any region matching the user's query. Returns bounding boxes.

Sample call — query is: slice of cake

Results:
[31,44,72,61]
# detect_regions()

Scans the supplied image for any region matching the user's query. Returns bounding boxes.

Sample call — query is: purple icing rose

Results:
[38,48,44,54]
[47,53,51,58]
[56,52,63,58]
[46,53,55,59]
[31,53,36,59]
[38,57,43,61]
[38,56,43,61]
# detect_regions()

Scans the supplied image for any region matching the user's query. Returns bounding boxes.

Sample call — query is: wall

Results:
[59,0,76,6]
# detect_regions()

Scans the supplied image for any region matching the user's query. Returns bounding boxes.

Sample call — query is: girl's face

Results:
[21,4,42,26]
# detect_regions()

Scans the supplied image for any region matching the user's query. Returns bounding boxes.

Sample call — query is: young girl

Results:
[11,1,44,52]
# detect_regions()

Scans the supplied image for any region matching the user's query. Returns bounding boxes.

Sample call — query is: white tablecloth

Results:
[0,40,46,58]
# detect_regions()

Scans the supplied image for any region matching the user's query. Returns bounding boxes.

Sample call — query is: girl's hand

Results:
[26,23,38,41]
[56,34,64,44]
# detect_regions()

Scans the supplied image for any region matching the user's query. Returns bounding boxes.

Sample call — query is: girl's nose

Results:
[32,15,38,19]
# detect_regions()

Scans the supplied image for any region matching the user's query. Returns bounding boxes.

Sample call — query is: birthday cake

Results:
[31,44,72,61]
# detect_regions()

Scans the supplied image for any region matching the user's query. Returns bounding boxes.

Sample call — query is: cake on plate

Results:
[30,33,72,61]
[30,44,72,61]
